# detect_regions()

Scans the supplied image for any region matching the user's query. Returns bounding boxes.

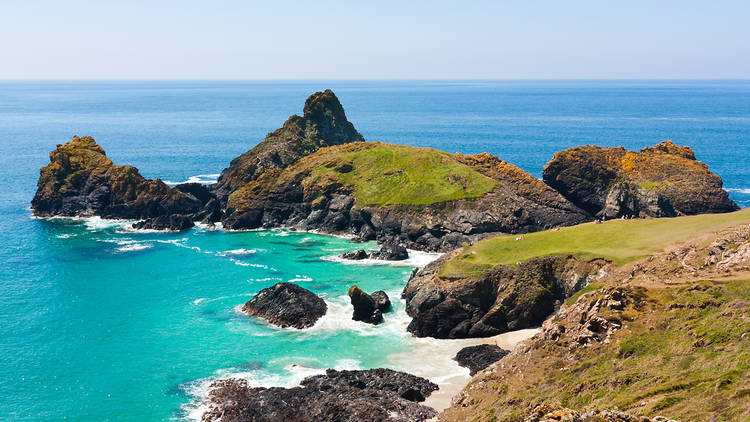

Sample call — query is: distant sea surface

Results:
[1,80,748,421]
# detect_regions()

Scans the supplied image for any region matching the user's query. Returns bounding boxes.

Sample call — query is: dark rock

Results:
[242,282,327,329]
[175,182,215,204]
[200,368,438,422]
[348,285,383,324]
[454,344,510,375]
[543,140,739,218]
[340,249,368,260]
[132,214,194,231]
[371,290,392,312]
[403,252,609,339]
[371,244,409,261]
[31,136,203,219]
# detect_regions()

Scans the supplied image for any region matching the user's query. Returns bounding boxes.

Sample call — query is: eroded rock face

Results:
[348,285,390,324]
[131,214,194,231]
[31,136,204,220]
[454,344,510,375]
[214,90,364,202]
[242,282,327,329]
[201,368,438,422]
[403,253,609,339]
[543,140,739,218]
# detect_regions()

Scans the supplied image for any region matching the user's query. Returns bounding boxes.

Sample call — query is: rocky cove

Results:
[29,90,746,421]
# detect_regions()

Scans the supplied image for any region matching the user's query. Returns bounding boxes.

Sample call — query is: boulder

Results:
[340,249,368,260]
[543,140,739,218]
[454,344,510,375]
[200,368,438,422]
[175,182,215,204]
[371,290,392,312]
[131,214,194,231]
[371,244,409,261]
[242,282,327,329]
[348,285,383,324]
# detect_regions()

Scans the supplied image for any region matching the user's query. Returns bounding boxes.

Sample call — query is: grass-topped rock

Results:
[543,140,739,218]
[31,136,203,221]
[223,142,590,251]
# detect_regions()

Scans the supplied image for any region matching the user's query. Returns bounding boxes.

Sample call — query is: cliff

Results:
[543,140,739,219]
[213,89,364,201]
[31,136,204,220]
[439,217,750,421]
[221,142,591,251]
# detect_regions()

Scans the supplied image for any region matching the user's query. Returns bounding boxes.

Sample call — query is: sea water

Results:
[1,80,749,420]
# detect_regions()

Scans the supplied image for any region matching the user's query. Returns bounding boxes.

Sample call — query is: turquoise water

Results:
[1,81,749,420]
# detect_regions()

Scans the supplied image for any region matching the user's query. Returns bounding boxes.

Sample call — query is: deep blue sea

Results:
[1,80,749,421]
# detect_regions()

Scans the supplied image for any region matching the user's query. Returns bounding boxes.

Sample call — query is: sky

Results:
[1,0,748,79]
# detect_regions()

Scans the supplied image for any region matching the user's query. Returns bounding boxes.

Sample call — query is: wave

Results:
[116,243,153,252]
[163,173,220,186]
[322,249,442,268]
[726,188,750,194]
[288,275,313,283]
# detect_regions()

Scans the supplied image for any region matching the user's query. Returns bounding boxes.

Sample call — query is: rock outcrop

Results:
[348,285,391,324]
[242,282,327,329]
[222,142,591,251]
[403,252,609,338]
[543,140,739,219]
[31,136,204,220]
[370,244,409,260]
[524,404,680,422]
[454,344,509,375]
[201,368,438,422]
[213,90,364,202]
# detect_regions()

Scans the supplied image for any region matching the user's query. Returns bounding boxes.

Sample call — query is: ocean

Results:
[1,80,748,421]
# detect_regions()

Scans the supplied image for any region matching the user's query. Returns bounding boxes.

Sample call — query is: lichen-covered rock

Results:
[524,404,680,422]
[403,253,609,339]
[543,140,739,218]
[31,136,203,220]
[242,282,327,329]
[222,142,592,251]
[213,90,364,202]
[200,368,438,422]
[454,344,510,375]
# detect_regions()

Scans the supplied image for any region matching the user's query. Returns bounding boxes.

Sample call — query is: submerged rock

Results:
[454,344,510,375]
[348,285,384,324]
[132,214,194,231]
[201,368,438,422]
[543,140,739,218]
[242,282,327,329]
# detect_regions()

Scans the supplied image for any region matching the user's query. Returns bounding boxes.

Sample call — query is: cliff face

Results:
[542,140,739,219]
[221,142,591,251]
[213,90,364,201]
[31,136,203,219]
[402,251,609,338]
[439,223,750,422]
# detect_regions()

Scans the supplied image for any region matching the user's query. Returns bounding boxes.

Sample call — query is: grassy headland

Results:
[441,208,750,278]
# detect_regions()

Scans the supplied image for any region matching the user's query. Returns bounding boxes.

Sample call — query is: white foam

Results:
[116,243,153,252]
[288,275,313,283]
[229,258,268,269]
[163,173,220,186]
[726,188,750,194]
[55,233,75,239]
[224,248,261,255]
[322,249,442,268]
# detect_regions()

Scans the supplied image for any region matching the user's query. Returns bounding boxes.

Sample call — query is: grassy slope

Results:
[454,280,750,422]
[298,142,498,205]
[441,208,750,278]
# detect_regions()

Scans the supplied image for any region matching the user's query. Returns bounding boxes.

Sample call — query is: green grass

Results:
[441,208,750,278]
[307,143,498,205]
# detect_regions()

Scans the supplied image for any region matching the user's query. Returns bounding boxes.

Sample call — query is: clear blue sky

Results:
[1,0,748,79]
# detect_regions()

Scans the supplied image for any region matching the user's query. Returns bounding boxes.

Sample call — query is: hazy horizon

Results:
[2,1,749,80]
